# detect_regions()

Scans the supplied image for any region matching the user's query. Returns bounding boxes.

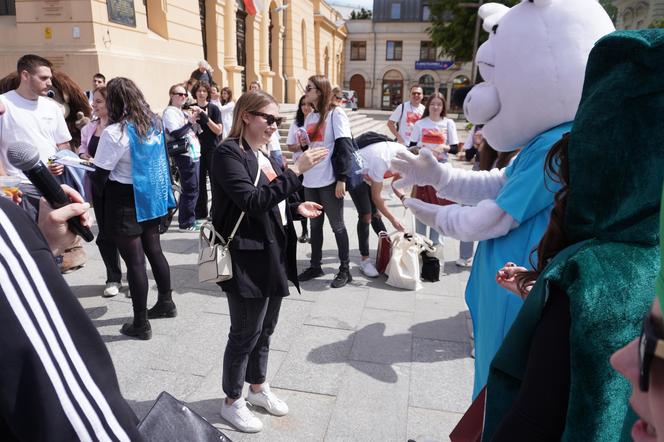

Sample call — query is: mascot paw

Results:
[74,111,90,130]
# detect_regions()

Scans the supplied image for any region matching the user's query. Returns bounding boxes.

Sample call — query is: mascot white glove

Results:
[391,149,449,189]
[402,198,440,233]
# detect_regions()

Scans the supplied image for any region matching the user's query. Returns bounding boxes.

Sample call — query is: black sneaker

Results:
[331,269,352,288]
[120,321,152,340]
[147,300,177,319]
[298,267,324,281]
[298,232,310,243]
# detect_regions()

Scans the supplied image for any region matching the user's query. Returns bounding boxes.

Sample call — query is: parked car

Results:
[342,90,358,111]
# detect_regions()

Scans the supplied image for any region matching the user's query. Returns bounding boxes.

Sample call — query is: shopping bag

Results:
[384,232,434,290]
[449,387,486,442]
[375,231,392,274]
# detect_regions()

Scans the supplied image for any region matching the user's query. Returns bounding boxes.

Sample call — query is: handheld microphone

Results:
[7,143,94,242]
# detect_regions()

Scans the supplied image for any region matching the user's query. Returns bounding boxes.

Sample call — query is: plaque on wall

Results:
[107,0,137,27]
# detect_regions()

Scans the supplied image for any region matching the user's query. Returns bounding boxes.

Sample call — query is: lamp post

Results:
[459,1,484,84]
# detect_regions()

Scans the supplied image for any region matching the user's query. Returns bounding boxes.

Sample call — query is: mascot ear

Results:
[479,3,509,32]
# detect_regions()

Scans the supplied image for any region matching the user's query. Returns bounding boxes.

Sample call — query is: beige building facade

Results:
[612,0,664,28]
[344,17,472,111]
[0,0,346,108]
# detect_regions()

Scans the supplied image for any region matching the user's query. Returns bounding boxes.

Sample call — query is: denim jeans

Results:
[459,240,475,260]
[173,155,200,228]
[222,292,283,399]
[416,219,441,245]
[349,182,386,257]
[304,183,350,269]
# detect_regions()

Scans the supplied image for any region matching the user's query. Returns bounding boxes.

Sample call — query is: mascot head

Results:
[0,70,91,148]
[463,0,614,152]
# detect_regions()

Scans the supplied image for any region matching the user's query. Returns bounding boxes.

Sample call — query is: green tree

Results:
[350,7,372,19]
[649,18,664,28]
[599,0,617,24]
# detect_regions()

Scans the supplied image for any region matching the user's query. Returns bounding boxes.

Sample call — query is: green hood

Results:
[566,30,664,245]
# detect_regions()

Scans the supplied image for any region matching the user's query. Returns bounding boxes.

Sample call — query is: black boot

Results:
[148,291,177,319]
[331,266,352,288]
[120,310,152,340]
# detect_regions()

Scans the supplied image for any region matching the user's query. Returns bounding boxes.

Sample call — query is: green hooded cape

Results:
[482,30,664,441]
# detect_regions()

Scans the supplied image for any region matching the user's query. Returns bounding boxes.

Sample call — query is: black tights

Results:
[113,219,171,314]
[349,183,387,257]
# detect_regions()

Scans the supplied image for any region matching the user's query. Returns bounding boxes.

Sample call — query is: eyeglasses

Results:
[305,85,318,92]
[172,92,187,97]
[411,92,423,96]
[639,313,664,391]
[249,111,284,126]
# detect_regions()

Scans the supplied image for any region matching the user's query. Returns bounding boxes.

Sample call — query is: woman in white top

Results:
[286,95,315,242]
[163,83,202,232]
[298,75,353,288]
[409,92,459,246]
[218,87,235,140]
[92,78,175,340]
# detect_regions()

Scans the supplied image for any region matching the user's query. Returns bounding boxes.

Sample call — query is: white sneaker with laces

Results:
[359,259,379,278]
[246,383,289,416]
[455,258,473,268]
[220,397,263,433]
[102,282,121,297]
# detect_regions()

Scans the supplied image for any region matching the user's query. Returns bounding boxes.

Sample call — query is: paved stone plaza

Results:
[65,172,474,442]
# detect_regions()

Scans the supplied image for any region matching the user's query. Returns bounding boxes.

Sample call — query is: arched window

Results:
[418,74,435,101]
[301,20,307,69]
[381,69,403,109]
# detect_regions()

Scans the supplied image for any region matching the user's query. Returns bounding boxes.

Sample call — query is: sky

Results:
[326,0,373,18]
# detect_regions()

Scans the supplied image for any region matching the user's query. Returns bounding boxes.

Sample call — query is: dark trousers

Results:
[195,146,213,219]
[173,155,200,228]
[92,187,121,283]
[304,183,349,269]
[222,292,283,399]
[349,182,386,258]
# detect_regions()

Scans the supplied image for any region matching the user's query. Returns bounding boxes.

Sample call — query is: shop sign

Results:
[415,61,454,70]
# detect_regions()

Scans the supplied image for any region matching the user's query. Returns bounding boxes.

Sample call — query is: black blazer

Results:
[210,138,303,298]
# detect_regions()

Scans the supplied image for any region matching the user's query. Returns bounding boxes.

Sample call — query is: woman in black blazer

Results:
[210,91,327,433]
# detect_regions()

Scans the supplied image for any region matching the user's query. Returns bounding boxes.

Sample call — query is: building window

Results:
[422,5,430,21]
[350,41,366,60]
[0,0,15,15]
[386,41,402,60]
[390,2,401,19]
[420,41,437,61]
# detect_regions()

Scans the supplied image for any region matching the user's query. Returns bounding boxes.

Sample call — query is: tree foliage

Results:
[427,0,618,62]
[350,8,372,19]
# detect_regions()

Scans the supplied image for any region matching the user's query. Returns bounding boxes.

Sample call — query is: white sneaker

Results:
[220,397,263,433]
[102,282,121,298]
[455,258,473,268]
[246,383,289,416]
[359,259,379,278]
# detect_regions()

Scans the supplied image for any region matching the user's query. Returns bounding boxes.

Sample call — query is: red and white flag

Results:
[243,0,269,15]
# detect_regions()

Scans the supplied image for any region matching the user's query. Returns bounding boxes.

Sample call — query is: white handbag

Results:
[384,232,435,291]
[197,167,260,283]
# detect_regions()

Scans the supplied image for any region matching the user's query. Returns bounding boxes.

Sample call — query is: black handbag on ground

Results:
[166,138,188,156]
[421,251,440,282]
[138,391,233,442]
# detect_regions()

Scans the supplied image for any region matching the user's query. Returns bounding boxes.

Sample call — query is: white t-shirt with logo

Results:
[410,117,459,161]
[162,106,201,160]
[388,101,425,145]
[93,123,135,184]
[301,107,351,188]
[359,141,407,183]
[0,90,72,178]
[286,122,305,162]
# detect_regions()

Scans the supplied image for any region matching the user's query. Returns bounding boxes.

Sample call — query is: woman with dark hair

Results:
[218,87,235,139]
[92,77,176,340]
[298,75,353,287]
[286,95,315,242]
[192,81,223,221]
[211,90,326,432]
[163,83,201,232]
[481,31,664,440]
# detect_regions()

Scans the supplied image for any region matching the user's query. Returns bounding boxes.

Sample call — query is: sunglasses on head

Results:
[249,111,284,126]
[305,85,318,92]
[639,313,664,391]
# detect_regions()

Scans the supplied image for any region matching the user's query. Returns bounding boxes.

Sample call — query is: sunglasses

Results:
[172,92,187,97]
[305,85,318,92]
[335,96,343,100]
[639,313,664,391]
[249,111,284,126]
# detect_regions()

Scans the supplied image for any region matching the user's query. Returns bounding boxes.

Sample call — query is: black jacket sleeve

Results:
[0,198,142,441]
[168,122,193,139]
[331,137,354,183]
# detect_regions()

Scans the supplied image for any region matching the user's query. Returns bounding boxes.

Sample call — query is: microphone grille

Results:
[7,142,40,171]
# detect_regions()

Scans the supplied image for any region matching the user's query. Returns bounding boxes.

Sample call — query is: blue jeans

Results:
[173,155,200,228]
[416,219,441,245]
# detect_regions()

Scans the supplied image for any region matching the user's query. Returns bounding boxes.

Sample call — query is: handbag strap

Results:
[227,165,261,244]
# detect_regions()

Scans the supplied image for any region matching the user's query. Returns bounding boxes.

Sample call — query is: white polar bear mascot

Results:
[391,0,614,397]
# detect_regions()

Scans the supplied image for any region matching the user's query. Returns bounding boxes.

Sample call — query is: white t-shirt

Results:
[256,150,287,225]
[0,90,71,179]
[162,106,201,160]
[268,131,282,152]
[93,123,134,184]
[388,101,425,145]
[218,101,235,139]
[286,122,305,162]
[359,141,407,183]
[302,107,350,188]
[410,117,459,161]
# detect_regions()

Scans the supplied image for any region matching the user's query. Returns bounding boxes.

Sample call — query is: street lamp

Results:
[459,1,484,84]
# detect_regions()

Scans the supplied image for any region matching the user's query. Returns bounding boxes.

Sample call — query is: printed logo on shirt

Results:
[259,158,278,182]
[421,128,446,146]
[404,111,422,136]
[306,122,326,142]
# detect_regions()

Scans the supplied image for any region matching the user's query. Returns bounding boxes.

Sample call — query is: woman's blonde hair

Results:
[227,91,278,140]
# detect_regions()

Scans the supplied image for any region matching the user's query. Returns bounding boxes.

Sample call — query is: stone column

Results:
[223,0,243,94]
[259,10,274,94]
[272,13,285,102]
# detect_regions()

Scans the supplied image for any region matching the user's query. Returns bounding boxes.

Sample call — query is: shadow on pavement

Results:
[307,315,468,383]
